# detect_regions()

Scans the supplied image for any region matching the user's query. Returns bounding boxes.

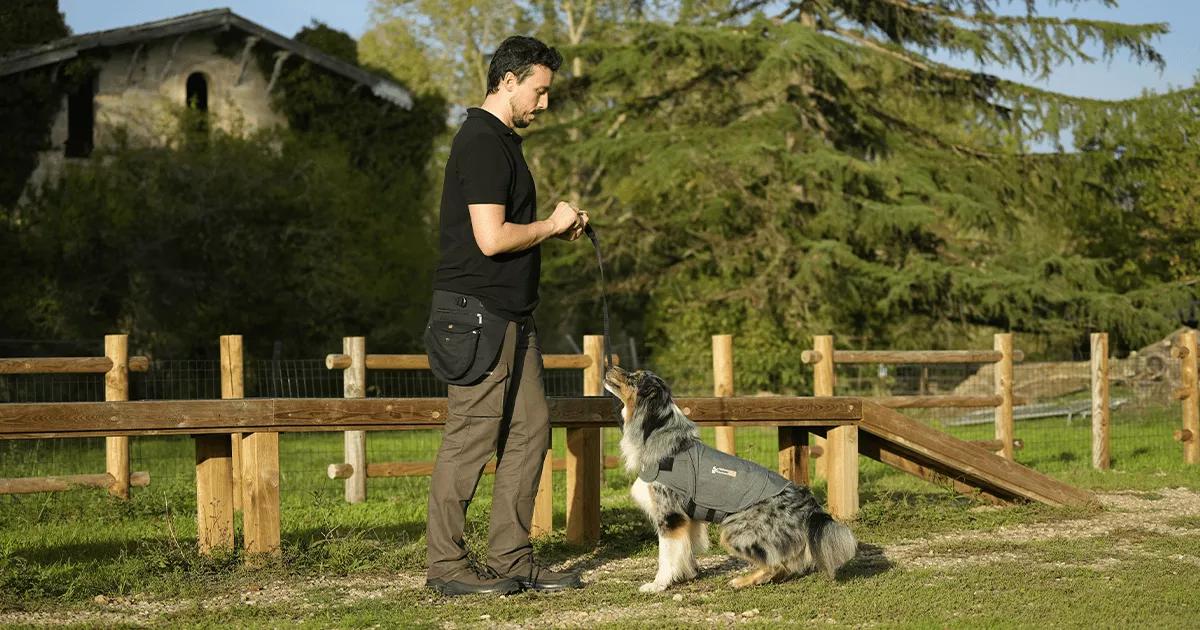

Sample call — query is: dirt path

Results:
[4,488,1198,627]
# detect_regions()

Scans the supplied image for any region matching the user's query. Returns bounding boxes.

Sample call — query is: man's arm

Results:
[469,201,585,256]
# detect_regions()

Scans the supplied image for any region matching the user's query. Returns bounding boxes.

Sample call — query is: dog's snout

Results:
[604,365,628,383]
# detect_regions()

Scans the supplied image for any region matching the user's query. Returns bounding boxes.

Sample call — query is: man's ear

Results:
[502,71,518,91]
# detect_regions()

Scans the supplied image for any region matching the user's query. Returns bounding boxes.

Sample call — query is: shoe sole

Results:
[514,580,584,592]
[426,582,522,597]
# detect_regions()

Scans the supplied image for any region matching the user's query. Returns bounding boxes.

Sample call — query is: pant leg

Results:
[487,319,551,574]
[426,321,518,580]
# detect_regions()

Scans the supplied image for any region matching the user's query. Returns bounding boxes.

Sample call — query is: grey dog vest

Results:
[638,439,790,524]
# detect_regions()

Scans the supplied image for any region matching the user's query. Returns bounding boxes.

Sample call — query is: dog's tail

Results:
[809,512,857,578]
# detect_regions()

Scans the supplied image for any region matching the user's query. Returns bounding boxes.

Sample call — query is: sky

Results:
[59,0,1200,100]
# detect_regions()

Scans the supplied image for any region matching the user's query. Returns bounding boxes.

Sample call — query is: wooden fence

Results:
[0,334,151,498]
[1,329,1195,564]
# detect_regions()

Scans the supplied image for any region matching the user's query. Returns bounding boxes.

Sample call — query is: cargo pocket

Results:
[448,361,509,418]
[424,316,481,382]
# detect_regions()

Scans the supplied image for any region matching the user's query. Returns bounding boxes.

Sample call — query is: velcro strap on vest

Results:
[685,500,728,524]
[658,457,674,472]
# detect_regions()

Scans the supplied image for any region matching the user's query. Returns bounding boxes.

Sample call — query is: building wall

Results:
[27,31,288,192]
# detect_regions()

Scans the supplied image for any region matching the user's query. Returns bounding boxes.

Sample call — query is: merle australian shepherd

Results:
[604,366,857,592]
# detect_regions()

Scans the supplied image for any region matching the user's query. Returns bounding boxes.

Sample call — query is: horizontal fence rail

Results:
[0,396,864,439]
[0,356,151,374]
[0,471,150,495]
[325,353,595,371]
[802,349,1026,365]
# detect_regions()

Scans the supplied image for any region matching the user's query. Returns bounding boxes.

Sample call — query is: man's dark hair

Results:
[486,36,563,94]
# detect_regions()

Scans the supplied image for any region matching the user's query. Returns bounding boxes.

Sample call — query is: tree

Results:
[11,118,438,358]
[361,0,528,106]
[1069,86,1200,288]
[359,1,1191,392]
[524,0,1180,392]
[0,0,70,207]
[0,0,68,54]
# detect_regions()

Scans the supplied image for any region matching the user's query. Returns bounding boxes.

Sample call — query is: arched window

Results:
[185,72,208,111]
[65,73,96,158]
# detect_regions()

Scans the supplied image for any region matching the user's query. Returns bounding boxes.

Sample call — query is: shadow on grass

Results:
[283,520,428,549]
[530,504,897,584]
[840,542,893,581]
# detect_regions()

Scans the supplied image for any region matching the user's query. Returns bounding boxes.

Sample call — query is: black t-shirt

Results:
[433,108,540,321]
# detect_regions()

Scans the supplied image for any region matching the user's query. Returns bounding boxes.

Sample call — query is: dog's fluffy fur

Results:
[604,366,858,592]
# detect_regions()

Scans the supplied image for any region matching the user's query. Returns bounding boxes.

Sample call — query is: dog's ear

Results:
[635,372,675,442]
[635,373,672,414]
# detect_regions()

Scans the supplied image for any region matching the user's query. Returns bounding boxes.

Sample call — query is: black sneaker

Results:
[498,561,584,591]
[425,562,521,596]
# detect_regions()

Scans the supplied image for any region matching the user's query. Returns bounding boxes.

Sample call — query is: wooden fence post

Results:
[195,431,235,554]
[994,333,1015,460]
[713,334,736,455]
[343,337,367,504]
[104,334,130,500]
[241,430,281,559]
[531,334,555,538]
[1181,330,1199,465]
[530,449,554,538]
[812,335,834,481]
[193,332,239,556]
[222,336,245,512]
[1090,332,1110,470]
[566,335,603,546]
[820,333,858,520]
[222,335,281,559]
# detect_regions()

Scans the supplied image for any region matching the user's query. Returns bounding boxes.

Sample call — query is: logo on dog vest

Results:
[711,466,737,478]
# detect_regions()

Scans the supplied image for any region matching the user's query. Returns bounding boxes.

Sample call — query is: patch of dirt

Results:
[4,488,1199,627]
[878,487,1200,570]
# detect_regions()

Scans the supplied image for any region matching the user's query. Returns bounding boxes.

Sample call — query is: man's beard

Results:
[510,98,535,128]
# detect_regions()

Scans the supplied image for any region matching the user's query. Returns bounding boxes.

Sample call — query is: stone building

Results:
[0,8,412,191]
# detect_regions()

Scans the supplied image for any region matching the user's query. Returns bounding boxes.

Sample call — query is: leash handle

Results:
[583,223,615,374]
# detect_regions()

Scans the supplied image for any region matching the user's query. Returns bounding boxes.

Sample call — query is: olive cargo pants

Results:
[426,319,551,579]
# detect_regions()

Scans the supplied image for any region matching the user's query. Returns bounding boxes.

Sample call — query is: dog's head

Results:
[603,366,673,425]
[605,366,698,468]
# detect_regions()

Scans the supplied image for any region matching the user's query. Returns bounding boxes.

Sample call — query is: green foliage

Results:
[1070,87,1200,287]
[293,21,358,64]
[8,108,436,358]
[271,22,447,198]
[0,0,68,54]
[362,0,526,104]
[511,2,1192,391]
[0,0,69,207]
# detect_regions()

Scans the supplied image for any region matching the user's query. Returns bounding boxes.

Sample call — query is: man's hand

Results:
[553,201,589,241]
[549,201,579,235]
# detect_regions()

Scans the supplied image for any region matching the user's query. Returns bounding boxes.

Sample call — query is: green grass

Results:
[2,410,1199,627]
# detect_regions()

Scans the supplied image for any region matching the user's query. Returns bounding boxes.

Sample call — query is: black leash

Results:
[583,223,616,374]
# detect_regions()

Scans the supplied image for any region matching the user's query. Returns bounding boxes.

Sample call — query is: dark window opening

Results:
[65,74,96,158]
[186,72,208,111]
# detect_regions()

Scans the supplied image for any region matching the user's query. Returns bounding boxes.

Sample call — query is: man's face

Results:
[507,65,553,129]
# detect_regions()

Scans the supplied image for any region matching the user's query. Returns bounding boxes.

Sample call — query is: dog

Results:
[604,365,857,592]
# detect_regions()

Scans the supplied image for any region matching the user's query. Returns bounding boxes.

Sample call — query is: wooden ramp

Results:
[856,401,1095,507]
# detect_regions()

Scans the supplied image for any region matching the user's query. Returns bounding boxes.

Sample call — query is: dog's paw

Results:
[727,575,752,589]
[639,581,669,593]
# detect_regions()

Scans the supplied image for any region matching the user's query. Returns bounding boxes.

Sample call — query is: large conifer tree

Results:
[523,0,1185,391]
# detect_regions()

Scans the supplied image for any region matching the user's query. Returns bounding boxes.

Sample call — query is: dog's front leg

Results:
[642,522,696,593]
[633,479,698,593]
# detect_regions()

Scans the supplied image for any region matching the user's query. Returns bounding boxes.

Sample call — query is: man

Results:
[424,35,589,597]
